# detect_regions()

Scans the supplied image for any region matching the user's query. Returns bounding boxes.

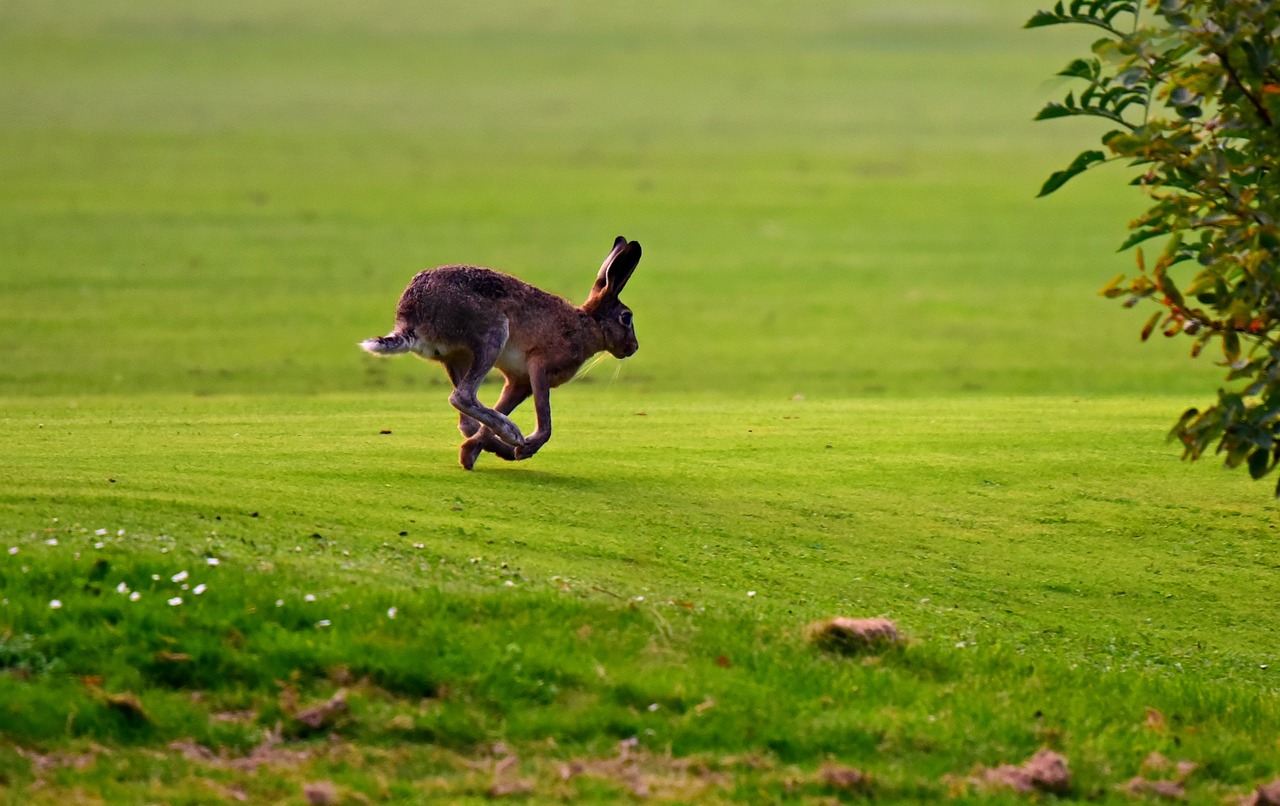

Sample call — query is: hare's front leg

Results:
[515,361,553,460]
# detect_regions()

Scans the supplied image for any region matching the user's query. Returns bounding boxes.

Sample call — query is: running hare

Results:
[361,236,642,469]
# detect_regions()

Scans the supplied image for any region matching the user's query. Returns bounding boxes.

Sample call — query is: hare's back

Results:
[395,266,515,319]
[394,264,574,345]
[401,264,525,301]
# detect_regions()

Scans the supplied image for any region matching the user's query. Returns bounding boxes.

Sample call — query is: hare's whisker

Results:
[574,353,607,382]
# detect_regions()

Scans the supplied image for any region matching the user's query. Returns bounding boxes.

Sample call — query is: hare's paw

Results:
[515,433,550,461]
[482,432,518,461]
[446,393,524,448]
[489,417,526,450]
[459,436,484,470]
[461,428,522,468]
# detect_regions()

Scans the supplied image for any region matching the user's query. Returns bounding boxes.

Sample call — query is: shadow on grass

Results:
[470,466,606,492]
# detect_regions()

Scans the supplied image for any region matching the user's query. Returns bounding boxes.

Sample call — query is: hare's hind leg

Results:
[459,378,529,469]
[442,326,526,454]
[443,363,484,440]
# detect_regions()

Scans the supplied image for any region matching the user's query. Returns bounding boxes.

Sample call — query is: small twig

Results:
[1217,49,1275,128]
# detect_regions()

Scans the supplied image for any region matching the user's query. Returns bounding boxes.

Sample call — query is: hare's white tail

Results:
[361,331,417,355]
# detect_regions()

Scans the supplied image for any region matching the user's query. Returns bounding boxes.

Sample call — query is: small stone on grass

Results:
[806,617,902,655]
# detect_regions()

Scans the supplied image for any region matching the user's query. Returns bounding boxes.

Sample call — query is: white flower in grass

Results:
[116,582,130,594]
[387,607,398,619]
[504,580,514,587]
[45,538,58,546]
[94,529,107,536]
[747,591,756,598]
[171,570,188,583]
[151,574,160,581]
[316,619,331,628]
[304,593,316,602]
[129,592,141,602]
[206,557,220,566]
[94,542,104,549]
[168,596,183,606]
[49,599,62,609]
[193,584,207,595]
[275,599,284,607]
[7,547,17,555]
[117,529,125,537]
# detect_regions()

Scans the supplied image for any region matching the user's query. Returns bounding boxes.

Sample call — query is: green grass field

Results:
[2,1,1278,803]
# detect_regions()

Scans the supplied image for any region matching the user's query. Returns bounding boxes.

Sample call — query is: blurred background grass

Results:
[0,0,1219,399]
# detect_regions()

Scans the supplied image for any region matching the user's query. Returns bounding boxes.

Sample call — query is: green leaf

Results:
[1057,58,1097,79]
[1140,310,1161,341]
[1226,440,1252,469]
[1190,334,1209,358]
[1100,273,1128,298]
[1248,448,1270,479]
[1243,36,1272,76]
[1118,228,1167,251]
[1103,2,1137,24]
[1116,67,1146,88]
[1168,407,1200,442]
[1025,10,1067,28]
[1034,103,1078,121]
[1223,330,1242,363]
[1037,150,1106,197]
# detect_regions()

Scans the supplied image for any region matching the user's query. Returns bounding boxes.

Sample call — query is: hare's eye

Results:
[619,310,633,326]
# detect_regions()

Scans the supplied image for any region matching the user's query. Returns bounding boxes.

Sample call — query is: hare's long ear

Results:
[592,236,641,299]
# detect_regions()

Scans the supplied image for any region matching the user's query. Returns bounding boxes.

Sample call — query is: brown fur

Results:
[362,237,642,469]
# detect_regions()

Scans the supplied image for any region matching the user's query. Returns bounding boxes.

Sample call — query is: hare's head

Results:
[584,237,641,359]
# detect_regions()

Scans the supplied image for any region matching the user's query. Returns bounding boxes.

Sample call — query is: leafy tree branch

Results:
[1030,0,1280,490]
